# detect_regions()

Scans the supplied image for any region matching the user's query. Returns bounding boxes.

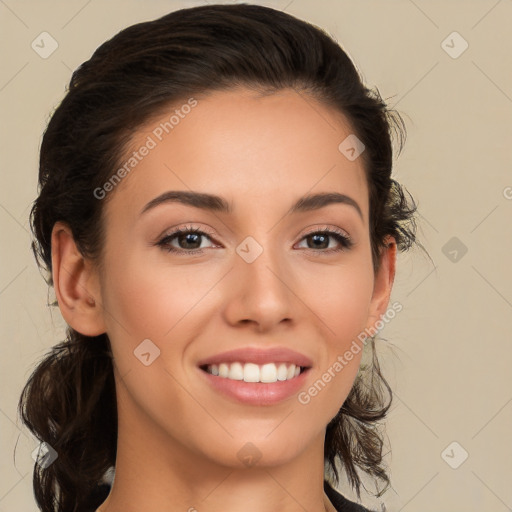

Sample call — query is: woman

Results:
[18,4,418,512]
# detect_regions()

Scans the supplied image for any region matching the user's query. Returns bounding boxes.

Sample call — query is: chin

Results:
[201,432,309,470]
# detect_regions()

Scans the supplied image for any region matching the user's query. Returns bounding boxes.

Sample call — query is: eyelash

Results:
[156,224,353,255]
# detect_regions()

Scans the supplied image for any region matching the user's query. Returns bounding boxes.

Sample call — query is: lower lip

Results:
[198,367,311,405]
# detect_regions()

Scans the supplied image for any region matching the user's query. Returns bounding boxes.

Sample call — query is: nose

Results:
[222,243,296,332]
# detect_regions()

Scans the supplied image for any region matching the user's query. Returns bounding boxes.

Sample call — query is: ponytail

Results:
[18,331,116,511]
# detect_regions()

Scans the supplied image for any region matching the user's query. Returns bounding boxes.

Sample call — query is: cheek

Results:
[98,249,204,430]
[298,256,375,339]
[295,256,374,403]
[100,246,195,339]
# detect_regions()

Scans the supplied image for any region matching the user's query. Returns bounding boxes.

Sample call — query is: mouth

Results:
[196,347,313,405]
[199,361,309,383]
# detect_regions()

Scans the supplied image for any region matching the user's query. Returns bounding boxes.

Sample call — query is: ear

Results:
[365,236,397,332]
[51,221,106,336]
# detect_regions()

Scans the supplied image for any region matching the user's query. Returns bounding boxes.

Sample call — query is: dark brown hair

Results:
[18,4,419,511]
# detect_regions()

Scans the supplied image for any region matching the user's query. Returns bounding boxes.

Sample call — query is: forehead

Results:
[104,87,369,223]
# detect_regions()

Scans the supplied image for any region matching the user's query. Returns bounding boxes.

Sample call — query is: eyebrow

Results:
[140,190,363,220]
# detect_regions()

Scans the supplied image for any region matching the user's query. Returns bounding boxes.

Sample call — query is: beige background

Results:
[1,1,511,511]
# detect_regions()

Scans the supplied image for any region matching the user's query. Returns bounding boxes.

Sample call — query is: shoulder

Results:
[324,480,376,512]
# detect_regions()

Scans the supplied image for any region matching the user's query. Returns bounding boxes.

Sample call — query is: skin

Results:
[51,87,396,512]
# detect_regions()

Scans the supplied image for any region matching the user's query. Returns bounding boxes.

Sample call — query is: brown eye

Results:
[297,228,353,253]
[157,226,217,254]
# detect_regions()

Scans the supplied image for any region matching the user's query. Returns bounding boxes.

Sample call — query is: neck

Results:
[97,397,336,512]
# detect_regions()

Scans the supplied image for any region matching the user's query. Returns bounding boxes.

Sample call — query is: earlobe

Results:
[51,221,106,336]
[366,236,397,331]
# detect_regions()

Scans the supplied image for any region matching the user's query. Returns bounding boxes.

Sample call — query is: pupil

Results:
[182,233,200,249]
[311,234,327,249]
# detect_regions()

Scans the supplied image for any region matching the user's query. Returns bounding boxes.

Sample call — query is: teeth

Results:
[218,363,229,378]
[204,362,304,382]
[276,363,288,381]
[260,363,277,383]
[244,363,260,382]
[228,362,244,380]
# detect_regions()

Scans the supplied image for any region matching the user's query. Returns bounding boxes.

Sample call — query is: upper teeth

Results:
[205,362,302,383]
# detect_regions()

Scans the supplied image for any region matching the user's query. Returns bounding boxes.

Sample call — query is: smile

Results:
[201,362,306,383]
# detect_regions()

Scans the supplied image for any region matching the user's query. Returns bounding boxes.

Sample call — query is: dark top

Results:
[324,480,375,511]
[84,480,374,512]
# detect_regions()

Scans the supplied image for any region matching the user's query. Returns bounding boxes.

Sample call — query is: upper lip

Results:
[197,347,313,368]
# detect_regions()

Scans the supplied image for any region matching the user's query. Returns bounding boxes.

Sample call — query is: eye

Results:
[296,227,353,253]
[155,225,353,256]
[156,225,217,254]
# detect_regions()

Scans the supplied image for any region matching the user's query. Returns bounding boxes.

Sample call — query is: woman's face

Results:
[93,87,394,470]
